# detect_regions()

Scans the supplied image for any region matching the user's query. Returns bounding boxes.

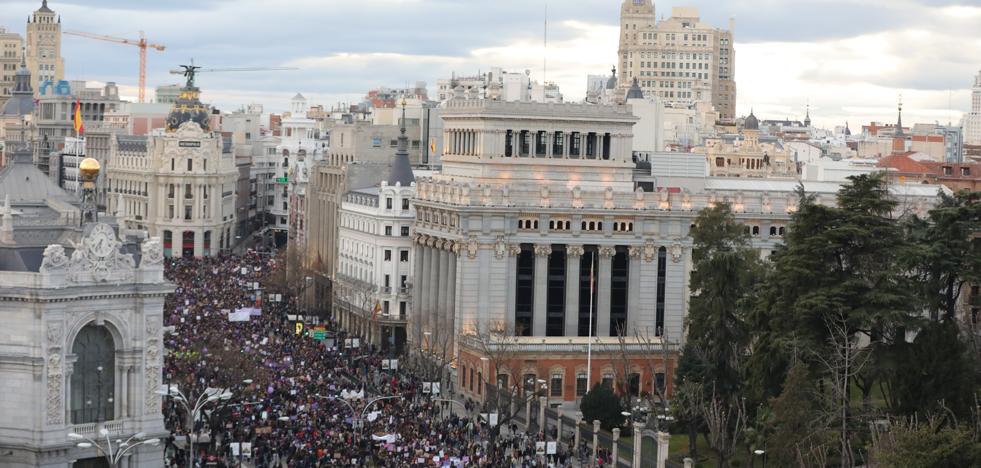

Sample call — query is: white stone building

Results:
[618,1,736,119]
[272,94,327,247]
[105,82,238,257]
[0,148,170,468]
[409,98,946,407]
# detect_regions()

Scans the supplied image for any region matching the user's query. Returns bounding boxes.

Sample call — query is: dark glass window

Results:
[578,248,598,336]
[656,247,667,336]
[505,130,514,157]
[610,247,629,335]
[515,245,535,336]
[546,247,566,336]
[576,373,588,396]
[71,325,115,424]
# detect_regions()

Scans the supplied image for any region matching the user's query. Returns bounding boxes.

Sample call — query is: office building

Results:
[25,0,64,93]
[963,70,981,146]
[618,2,736,119]
[0,27,24,109]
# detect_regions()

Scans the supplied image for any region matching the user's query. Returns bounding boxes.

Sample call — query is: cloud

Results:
[0,0,976,127]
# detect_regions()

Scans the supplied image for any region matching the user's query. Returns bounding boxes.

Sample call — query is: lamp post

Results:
[754,448,766,468]
[68,429,160,467]
[156,383,243,468]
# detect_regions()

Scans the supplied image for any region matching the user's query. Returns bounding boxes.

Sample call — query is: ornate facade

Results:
[0,148,170,467]
[410,98,946,407]
[25,1,64,93]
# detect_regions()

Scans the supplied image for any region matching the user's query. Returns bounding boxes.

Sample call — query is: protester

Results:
[161,252,573,468]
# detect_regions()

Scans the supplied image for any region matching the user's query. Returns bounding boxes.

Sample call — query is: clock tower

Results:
[26,0,64,94]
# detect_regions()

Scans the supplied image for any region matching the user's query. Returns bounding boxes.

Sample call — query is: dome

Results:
[1,60,33,117]
[625,78,644,100]
[79,158,101,181]
[744,109,759,130]
[166,86,212,132]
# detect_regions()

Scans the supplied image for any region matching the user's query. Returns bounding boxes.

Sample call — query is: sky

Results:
[1,0,980,129]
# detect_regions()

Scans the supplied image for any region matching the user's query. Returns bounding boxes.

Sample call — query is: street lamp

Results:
[68,430,160,467]
[156,382,244,468]
[754,449,766,468]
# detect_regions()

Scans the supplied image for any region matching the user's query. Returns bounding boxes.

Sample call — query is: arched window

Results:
[71,325,115,424]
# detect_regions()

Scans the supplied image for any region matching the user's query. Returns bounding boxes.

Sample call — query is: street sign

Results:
[276,177,288,184]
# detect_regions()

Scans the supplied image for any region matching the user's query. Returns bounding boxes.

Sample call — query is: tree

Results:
[768,360,822,467]
[883,320,978,418]
[868,414,981,468]
[680,202,762,403]
[906,190,981,322]
[580,383,624,432]
[701,391,747,468]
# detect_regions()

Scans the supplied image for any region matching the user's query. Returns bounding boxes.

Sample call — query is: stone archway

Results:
[70,324,115,424]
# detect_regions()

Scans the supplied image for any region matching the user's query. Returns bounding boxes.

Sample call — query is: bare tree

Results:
[702,390,748,468]
[612,325,676,431]
[812,314,872,468]
[464,321,547,445]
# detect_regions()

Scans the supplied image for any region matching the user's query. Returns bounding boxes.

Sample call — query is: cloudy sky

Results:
[2,0,979,129]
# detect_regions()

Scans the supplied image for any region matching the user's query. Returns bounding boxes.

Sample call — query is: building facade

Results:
[25,1,64,94]
[0,148,170,468]
[409,99,945,408]
[696,111,799,178]
[618,2,736,119]
[0,27,24,110]
[105,83,238,257]
[963,70,981,146]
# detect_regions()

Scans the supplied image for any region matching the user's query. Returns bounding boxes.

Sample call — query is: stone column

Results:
[565,245,583,337]
[525,398,532,431]
[612,428,620,465]
[574,413,583,449]
[193,229,204,258]
[657,431,671,468]
[596,246,615,337]
[633,421,644,468]
[412,240,425,345]
[557,408,565,442]
[538,395,547,435]
[505,244,520,335]
[627,246,642,336]
[437,243,450,348]
[532,244,551,336]
[446,243,458,354]
[420,241,434,346]
[592,420,601,462]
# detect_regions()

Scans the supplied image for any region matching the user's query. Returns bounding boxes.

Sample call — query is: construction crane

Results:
[169,63,299,88]
[63,30,165,103]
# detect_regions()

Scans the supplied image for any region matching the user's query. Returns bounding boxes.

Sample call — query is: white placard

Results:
[546,441,557,455]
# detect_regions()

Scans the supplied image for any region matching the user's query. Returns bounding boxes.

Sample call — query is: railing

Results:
[71,419,125,438]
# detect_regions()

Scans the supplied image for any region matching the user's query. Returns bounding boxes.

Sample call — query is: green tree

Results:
[681,202,762,402]
[868,416,981,468]
[768,360,822,467]
[906,190,981,321]
[580,383,624,432]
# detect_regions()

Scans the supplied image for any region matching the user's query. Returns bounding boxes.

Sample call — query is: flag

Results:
[430,138,437,154]
[371,301,382,321]
[72,98,84,135]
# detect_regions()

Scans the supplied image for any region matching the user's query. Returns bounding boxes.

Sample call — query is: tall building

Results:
[618,2,736,119]
[25,0,64,94]
[105,77,238,257]
[272,94,327,247]
[963,69,981,145]
[410,98,945,408]
[154,84,181,104]
[0,146,169,468]
[0,27,24,109]
[333,106,417,354]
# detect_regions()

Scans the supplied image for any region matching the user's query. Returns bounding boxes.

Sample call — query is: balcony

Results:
[71,420,125,438]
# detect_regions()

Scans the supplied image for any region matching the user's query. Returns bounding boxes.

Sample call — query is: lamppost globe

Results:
[76,442,92,449]
[754,449,766,456]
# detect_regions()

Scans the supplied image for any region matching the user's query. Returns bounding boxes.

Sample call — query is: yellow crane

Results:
[63,30,166,103]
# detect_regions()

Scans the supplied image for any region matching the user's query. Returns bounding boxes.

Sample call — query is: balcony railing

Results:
[71,420,125,438]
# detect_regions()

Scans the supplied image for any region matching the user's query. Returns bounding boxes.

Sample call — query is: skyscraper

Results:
[617,1,736,119]
[963,70,981,145]
[25,0,64,94]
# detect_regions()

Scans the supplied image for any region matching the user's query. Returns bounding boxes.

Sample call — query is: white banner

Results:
[228,310,251,322]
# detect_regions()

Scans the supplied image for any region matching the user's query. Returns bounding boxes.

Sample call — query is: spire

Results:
[895,95,905,137]
[386,98,415,187]
[804,102,811,127]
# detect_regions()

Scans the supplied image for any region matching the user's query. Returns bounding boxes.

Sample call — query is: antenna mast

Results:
[543,2,548,83]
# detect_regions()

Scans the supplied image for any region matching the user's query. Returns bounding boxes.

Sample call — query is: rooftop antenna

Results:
[543,1,548,84]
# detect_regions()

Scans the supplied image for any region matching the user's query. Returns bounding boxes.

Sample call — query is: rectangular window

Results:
[386,197,393,209]
[384,275,390,288]
[402,198,410,210]
[570,132,581,157]
[187,159,192,171]
[601,373,614,388]
[399,250,409,262]
[184,205,192,220]
[400,275,407,288]
[385,226,393,236]
[401,226,410,237]
[505,130,514,157]
[550,374,563,397]
[399,301,407,318]
[383,301,390,315]
[576,373,588,397]
[384,249,392,261]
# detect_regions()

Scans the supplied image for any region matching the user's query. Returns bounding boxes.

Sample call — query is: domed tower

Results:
[166,65,212,132]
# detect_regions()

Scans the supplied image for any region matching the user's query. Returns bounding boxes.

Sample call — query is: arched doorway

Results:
[182,231,195,257]
[70,324,115,424]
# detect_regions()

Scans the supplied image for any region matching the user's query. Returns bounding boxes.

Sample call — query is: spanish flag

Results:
[73,98,84,135]
[371,301,382,321]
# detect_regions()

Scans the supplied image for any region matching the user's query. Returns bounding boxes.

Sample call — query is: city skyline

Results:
[0,0,978,127]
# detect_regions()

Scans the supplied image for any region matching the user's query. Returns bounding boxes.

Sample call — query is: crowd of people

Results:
[161,252,583,467]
